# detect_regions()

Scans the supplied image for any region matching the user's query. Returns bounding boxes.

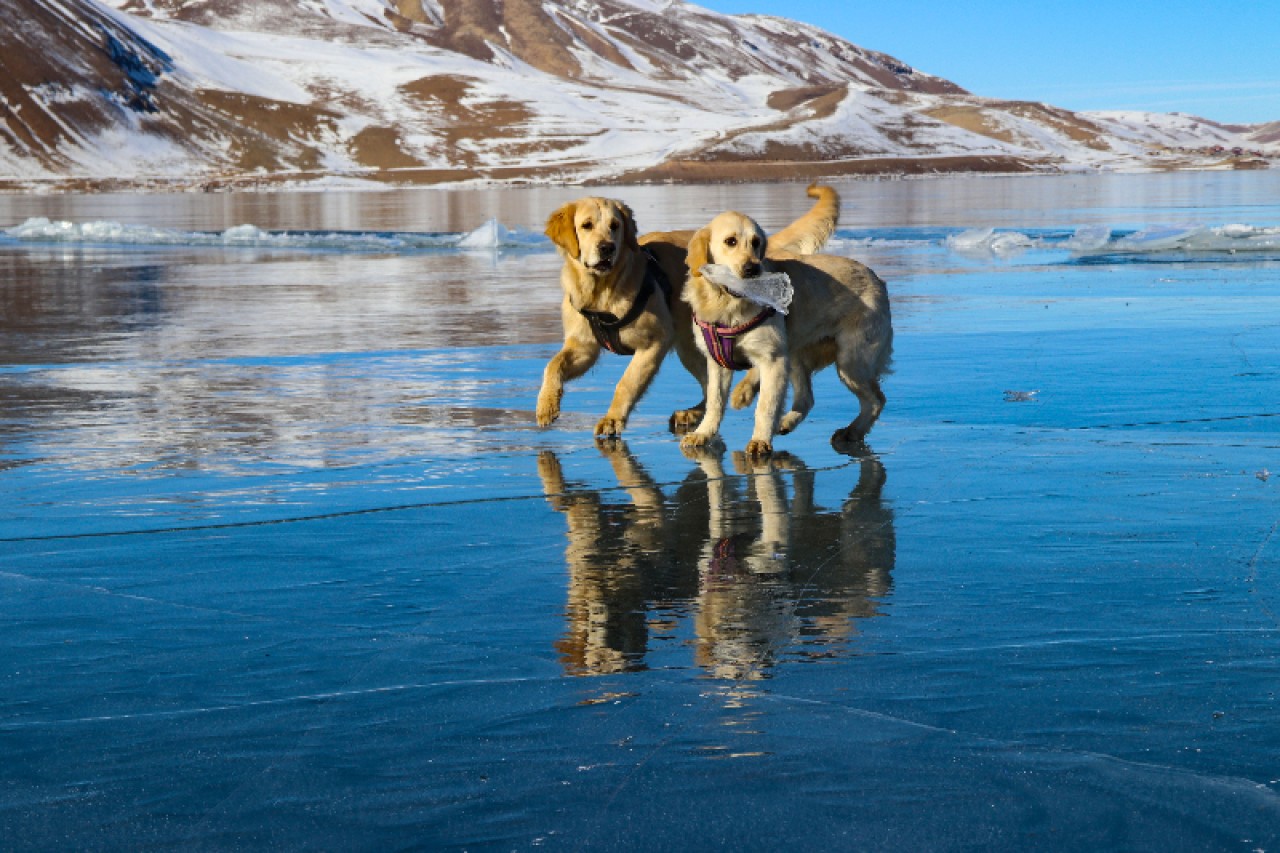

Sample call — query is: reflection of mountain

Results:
[1,0,1274,189]
[538,443,895,679]
[0,244,564,474]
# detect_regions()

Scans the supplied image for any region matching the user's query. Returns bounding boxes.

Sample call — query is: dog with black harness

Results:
[537,187,842,438]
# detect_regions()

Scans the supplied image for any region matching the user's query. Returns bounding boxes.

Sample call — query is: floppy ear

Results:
[544,202,579,258]
[686,227,711,277]
[619,202,640,251]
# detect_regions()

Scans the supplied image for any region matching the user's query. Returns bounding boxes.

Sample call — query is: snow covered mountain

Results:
[1,0,1274,190]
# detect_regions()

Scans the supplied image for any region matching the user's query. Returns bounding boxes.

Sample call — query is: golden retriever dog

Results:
[680,210,893,457]
[536,185,839,437]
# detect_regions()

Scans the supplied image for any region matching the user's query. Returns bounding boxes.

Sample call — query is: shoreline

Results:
[0,155,1268,195]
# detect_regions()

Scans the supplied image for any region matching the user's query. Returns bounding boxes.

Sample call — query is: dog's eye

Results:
[610,221,620,232]
[580,221,593,231]
[724,236,737,247]
[750,236,761,250]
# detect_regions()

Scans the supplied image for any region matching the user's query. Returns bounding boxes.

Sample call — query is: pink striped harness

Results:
[694,307,777,371]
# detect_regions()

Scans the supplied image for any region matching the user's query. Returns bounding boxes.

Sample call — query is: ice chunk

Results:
[457,218,546,250]
[945,228,1033,256]
[700,264,793,314]
[1063,224,1113,251]
[1112,226,1201,252]
[457,218,509,249]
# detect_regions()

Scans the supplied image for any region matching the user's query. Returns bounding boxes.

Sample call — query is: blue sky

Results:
[694,0,1280,125]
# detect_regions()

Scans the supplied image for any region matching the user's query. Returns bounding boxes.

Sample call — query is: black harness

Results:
[577,250,672,356]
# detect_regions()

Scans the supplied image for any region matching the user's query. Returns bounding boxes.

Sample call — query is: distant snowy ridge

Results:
[0,0,1275,190]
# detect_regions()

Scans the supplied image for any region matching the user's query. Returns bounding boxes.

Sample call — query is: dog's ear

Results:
[618,202,640,251]
[686,226,711,277]
[545,202,579,258]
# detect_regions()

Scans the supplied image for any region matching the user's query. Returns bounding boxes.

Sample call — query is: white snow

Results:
[10,0,1277,188]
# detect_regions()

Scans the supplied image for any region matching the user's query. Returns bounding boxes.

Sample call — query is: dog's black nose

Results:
[598,242,615,259]
[742,262,762,278]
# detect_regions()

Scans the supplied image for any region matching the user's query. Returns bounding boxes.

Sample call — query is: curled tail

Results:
[770,183,840,255]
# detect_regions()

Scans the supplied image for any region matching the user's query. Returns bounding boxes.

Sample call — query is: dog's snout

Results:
[598,241,616,259]
[742,262,762,279]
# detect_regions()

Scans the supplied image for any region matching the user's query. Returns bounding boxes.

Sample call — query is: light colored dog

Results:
[680,210,893,457]
[536,186,839,437]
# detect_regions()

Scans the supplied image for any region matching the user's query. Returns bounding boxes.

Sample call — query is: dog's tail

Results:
[770,183,840,255]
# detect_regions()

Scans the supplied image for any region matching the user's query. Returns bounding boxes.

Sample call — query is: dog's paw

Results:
[681,431,722,449]
[669,408,703,434]
[830,427,870,455]
[594,415,626,437]
[535,397,561,427]
[779,411,805,435]
[680,432,724,460]
[744,439,773,459]
[730,381,758,410]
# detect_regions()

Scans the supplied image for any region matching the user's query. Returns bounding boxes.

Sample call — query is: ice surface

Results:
[5,176,1280,849]
[3,216,544,252]
[700,263,793,314]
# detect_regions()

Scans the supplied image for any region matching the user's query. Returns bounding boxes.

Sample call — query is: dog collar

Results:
[577,250,671,356]
[693,306,776,370]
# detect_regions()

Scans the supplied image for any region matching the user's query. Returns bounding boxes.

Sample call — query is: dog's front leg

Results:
[669,335,708,433]
[596,342,665,437]
[537,338,599,427]
[746,354,788,457]
[681,361,732,450]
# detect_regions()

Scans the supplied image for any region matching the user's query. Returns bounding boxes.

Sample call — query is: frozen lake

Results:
[3,172,1280,849]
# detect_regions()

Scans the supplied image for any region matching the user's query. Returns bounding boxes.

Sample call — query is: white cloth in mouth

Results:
[700,264,793,315]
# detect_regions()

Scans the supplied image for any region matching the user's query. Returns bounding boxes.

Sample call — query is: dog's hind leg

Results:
[780,341,831,434]
[730,367,759,410]
[831,354,886,447]
[778,361,815,435]
[537,339,600,426]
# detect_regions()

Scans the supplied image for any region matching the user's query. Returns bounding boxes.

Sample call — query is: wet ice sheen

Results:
[3,173,1280,850]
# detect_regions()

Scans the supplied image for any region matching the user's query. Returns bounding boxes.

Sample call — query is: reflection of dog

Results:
[680,211,893,457]
[536,186,839,438]
[690,451,894,680]
[538,442,894,680]
[537,443,698,675]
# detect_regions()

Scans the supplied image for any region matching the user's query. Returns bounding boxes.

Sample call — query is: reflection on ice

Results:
[7,214,1280,267]
[3,217,548,253]
[539,442,895,681]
